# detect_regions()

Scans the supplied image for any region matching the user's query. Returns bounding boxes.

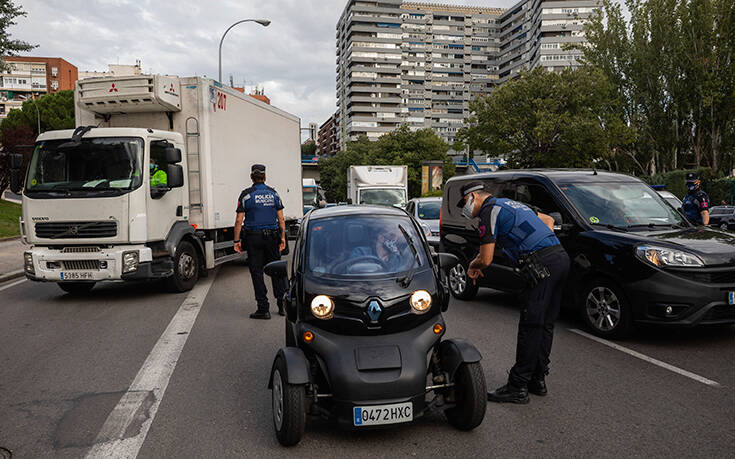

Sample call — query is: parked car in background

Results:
[709,206,735,230]
[406,197,441,247]
[441,170,735,338]
[656,190,683,209]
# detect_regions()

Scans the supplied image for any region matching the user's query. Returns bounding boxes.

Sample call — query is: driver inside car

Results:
[350,227,404,272]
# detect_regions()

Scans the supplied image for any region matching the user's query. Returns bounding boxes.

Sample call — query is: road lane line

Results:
[569,328,722,388]
[86,271,218,459]
[0,278,26,292]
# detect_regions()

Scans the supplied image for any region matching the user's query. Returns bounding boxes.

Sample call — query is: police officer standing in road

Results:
[234,164,287,319]
[457,181,570,404]
[682,173,710,226]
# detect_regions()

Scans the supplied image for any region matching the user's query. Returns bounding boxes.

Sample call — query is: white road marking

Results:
[85,272,218,459]
[0,278,26,292]
[569,328,722,388]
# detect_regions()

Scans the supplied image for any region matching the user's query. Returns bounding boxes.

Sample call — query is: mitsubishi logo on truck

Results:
[109,83,118,93]
[164,83,178,97]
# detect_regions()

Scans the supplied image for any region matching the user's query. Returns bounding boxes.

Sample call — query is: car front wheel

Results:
[448,258,479,301]
[272,357,306,446]
[581,278,633,339]
[445,362,487,431]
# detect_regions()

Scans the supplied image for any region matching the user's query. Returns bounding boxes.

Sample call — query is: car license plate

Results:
[729,292,735,305]
[60,272,94,280]
[353,402,412,427]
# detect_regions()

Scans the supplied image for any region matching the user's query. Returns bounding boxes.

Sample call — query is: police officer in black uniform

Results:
[234,164,287,319]
[457,181,570,404]
[682,172,710,226]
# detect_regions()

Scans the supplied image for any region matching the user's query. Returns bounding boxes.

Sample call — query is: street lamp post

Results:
[33,103,40,134]
[218,18,271,84]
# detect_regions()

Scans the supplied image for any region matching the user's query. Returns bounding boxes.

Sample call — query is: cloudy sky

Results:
[14,0,519,135]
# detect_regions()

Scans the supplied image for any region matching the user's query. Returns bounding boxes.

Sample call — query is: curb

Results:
[0,236,21,243]
[0,269,25,284]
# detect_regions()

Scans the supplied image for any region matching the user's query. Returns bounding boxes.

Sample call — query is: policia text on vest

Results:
[233,164,288,320]
[457,181,570,405]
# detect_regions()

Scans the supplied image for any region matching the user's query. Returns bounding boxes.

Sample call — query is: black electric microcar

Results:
[264,205,487,446]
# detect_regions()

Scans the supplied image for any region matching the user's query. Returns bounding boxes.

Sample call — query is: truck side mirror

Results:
[9,169,23,194]
[10,153,23,169]
[165,147,182,164]
[166,164,184,188]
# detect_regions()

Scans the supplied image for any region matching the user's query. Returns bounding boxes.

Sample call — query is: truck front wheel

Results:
[166,240,199,292]
[57,282,96,295]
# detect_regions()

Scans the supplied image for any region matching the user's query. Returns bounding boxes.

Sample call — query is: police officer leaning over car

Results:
[682,172,710,226]
[234,164,288,319]
[457,181,570,404]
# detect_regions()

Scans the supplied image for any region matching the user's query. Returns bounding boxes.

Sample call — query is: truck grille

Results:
[61,246,102,253]
[35,221,117,239]
[62,260,101,271]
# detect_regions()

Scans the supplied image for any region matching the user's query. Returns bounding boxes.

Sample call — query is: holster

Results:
[515,252,551,289]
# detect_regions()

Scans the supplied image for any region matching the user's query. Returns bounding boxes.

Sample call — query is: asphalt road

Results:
[1,263,734,458]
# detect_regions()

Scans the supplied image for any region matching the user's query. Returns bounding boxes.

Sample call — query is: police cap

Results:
[685,172,699,183]
[456,181,485,208]
[251,164,266,173]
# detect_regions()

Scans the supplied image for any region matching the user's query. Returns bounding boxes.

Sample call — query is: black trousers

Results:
[508,249,570,388]
[245,231,287,312]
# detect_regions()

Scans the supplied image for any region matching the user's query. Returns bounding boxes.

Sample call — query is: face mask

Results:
[461,195,475,219]
[150,163,156,172]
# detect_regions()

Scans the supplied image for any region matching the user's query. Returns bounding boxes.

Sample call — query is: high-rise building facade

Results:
[0,56,78,119]
[335,0,598,150]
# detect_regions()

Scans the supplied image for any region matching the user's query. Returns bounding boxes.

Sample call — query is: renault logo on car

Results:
[367,300,382,321]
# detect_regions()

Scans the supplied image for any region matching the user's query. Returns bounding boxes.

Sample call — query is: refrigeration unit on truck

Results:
[9,74,303,294]
[347,165,408,208]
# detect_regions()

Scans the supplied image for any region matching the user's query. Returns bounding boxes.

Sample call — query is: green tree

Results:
[318,126,455,202]
[0,0,36,71]
[457,66,633,169]
[301,140,317,157]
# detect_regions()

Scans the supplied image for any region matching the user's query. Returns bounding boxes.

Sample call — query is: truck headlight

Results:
[24,252,35,274]
[410,290,432,314]
[122,251,139,273]
[311,295,334,319]
[635,245,704,268]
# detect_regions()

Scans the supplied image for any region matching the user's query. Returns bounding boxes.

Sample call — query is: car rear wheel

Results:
[445,362,487,431]
[581,278,633,339]
[448,258,479,301]
[57,282,95,295]
[272,357,306,446]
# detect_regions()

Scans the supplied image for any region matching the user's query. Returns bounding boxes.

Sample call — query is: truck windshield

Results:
[25,137,144,193]
[303,188,317,205]
[359,189,407,207]
[306,215,427,277]
[560,182,687,229]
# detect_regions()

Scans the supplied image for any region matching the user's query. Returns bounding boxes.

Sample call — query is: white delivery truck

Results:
[9,74,302,294]
[347,165,408,208]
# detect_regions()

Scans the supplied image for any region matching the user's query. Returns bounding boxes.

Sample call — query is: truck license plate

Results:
[353,402,413,427]
[729,292,735,305]
[60,272,94,280]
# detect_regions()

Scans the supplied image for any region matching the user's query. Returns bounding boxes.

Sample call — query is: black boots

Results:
[487,383,529,404]
[249,311,271,320]
[529,377,548,396]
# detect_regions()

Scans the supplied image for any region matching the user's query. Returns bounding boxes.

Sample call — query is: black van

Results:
[441,170,735,338]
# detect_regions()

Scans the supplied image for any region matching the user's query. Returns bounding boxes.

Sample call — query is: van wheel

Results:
[166,240,199,292]
[580,278,633,339]
[445,362,487,431]
[58,282,95,295]
[272,357,306,446]
[448,258,479,300]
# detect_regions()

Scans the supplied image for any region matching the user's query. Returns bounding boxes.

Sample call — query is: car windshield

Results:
[306,215,427,277]
[417,201,441,220]
[359,189,406,207]
[560,181,687,229]
[26,137,144,192]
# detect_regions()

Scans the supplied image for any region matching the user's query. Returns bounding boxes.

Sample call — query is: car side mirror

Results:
[165,146,182,163]
[166,164,184,188]
[264,259,288,278]
[437,252,458,270]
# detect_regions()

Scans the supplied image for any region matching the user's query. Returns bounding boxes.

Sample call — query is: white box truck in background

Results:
[347,165,408,208]
[10,74,302,294]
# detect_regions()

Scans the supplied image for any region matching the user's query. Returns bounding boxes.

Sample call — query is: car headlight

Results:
[24,252,35,275]
[635,245,704,268]
[410,290,432,314]
[311,295,334,319]
[122,251,139,273]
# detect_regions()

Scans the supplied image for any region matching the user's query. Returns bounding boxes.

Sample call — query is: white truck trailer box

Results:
[347,165,408,208]
[12,74,302,294]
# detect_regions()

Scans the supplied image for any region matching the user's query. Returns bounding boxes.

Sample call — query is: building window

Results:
[51,67,58,77]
